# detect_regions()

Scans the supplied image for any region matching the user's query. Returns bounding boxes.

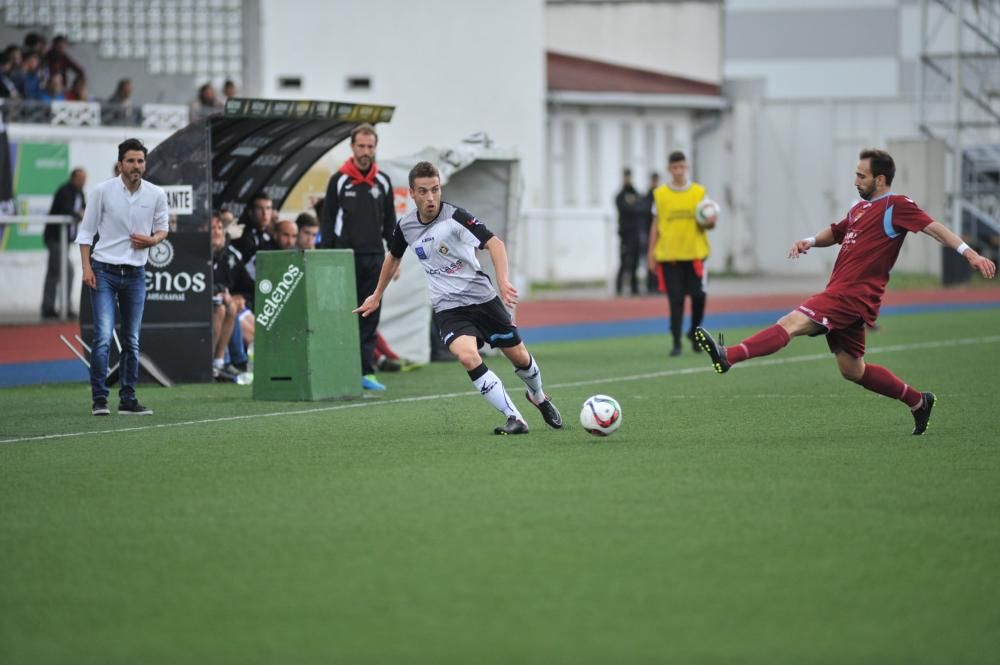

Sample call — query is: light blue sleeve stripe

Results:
[883,204,900,238]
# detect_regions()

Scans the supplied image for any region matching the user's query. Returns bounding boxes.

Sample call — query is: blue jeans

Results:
[225,313,248,366]
[89,261,146,402]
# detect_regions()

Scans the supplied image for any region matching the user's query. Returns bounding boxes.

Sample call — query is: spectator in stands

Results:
[15,49,43,100]
[272,219,298,250]
[105,77,134,125]
[41,168,87,319]
[0,49,21,98]
[39,72,65,103]
[44,35,84,83]
[23,32,47,57]
[295,212,319,249]
[230,192,275,267]
[221,79,237,103]
[108,78,133,106]
[65,75,89,102]
[190,82,222,120]
[3,44,22,69]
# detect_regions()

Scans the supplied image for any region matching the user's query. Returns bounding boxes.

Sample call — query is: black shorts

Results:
[434,296,522,349]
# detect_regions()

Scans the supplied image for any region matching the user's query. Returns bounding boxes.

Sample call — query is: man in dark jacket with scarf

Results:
[320,123,396,391]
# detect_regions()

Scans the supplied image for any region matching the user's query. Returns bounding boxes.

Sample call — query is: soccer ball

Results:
[580,395,622,437]
[695,198,720,229]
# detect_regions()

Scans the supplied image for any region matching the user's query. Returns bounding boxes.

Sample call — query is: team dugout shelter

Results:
[79,98,395,385]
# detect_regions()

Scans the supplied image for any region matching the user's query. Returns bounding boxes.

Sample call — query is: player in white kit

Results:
[354,161,563,435]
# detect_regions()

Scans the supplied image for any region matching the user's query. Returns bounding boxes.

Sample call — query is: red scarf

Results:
[339,158,378,187]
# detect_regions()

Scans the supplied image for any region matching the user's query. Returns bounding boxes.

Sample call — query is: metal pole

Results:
[58,334,90,367]
[952,0,964,233]
[59,221,68,320]
[917,0,928,135]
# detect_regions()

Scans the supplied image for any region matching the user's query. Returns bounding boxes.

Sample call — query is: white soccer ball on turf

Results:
[695,198,720,229]
[580,395,622,437]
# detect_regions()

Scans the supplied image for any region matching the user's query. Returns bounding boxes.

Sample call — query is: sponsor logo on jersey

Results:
[415,246,428,260]
[425,259,465,275]
[438,243,449,256]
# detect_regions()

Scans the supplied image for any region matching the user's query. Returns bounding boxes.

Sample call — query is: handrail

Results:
[1,214,77,320]
[0,215,75,224]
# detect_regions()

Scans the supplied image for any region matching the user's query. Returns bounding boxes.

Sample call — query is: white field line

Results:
[2,335,998,445]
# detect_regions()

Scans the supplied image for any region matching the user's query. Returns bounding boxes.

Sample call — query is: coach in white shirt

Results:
[76,138,169,416]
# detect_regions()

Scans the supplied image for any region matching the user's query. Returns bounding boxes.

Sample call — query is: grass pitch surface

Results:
[2,309,999,664]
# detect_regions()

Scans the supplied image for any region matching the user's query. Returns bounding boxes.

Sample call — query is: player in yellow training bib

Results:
[647,151,713,356]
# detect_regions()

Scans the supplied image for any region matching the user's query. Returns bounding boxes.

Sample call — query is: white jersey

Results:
[389,202,496,312]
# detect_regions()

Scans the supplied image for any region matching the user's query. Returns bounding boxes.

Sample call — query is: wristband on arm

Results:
[804,236,816,247]
[956,242,970,256]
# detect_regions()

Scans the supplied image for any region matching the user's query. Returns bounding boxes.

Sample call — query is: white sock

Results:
[213,358,224,369]
[472,368,523,420]
[514,355,545,403]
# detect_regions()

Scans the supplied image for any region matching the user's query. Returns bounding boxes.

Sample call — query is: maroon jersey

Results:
[826,193,933,323]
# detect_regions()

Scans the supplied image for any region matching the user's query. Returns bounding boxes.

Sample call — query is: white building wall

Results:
[699,95,946,278]
[546,1,722,84]
[702,0,976,278]
[520,105,694,284]
[253,0,546,207]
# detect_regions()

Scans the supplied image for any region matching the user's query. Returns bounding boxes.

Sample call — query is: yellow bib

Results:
[652,182,710,261]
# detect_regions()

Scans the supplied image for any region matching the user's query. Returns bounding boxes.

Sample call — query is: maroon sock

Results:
[726,324,791,364]
[858,364,923,409]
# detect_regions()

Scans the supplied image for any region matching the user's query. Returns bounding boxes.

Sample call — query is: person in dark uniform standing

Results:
[42,167,86,318]
[321,123,396,391]
[614,168,644,296]
[640,171,660,294]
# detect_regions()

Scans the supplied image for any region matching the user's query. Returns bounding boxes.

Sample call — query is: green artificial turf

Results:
[2,309,999,664]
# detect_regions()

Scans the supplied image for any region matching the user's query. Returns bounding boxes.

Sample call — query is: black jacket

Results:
[213,242,256,308]
[615,184,645,241]
[229,222,275,265]
[44,181,85,244]
[320,167,396,254]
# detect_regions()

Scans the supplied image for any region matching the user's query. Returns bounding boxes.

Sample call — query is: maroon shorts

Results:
[796,293,871,358]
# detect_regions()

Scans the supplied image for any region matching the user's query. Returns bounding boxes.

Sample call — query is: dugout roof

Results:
[145,97,395,228]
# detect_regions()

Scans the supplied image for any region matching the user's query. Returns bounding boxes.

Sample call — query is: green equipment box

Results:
[253,250,361,401]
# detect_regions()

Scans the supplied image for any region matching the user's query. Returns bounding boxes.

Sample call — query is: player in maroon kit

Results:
[694,148,997,435]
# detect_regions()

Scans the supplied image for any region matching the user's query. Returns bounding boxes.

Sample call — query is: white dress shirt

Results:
[75,176,169,266]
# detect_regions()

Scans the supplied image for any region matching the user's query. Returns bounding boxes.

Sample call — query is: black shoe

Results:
[912,392,935,435]
[92,398,110,416]
[669,345,682,357]
[688,331,702,353]
[526,391,563,429]
[494,415,529,435]
[694,327,731,374]
[377,357,403,372]
[118,400,153,416]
